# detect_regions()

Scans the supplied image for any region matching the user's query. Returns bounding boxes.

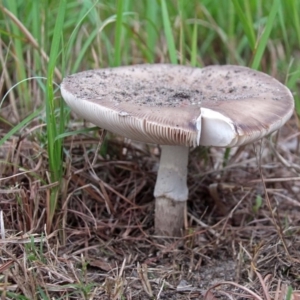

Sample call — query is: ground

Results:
[1,114,300,299]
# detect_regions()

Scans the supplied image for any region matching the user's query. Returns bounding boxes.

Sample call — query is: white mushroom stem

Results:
[154,145,189,236]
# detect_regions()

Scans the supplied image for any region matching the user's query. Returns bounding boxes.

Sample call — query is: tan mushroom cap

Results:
[61,64,294,147]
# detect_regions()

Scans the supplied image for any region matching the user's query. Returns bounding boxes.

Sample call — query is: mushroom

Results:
[61,64,294,236]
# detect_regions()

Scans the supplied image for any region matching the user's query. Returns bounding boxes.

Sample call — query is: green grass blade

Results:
[191,21,198,67]
[64,1,98,69]
[45,0,66,232]
[114,0,124,66]
[278,1,290,56]
[54,127,99,142]
[146,0,158,63]
[37,287,49,300]
[251,0,280,70]
[289,0,300,45]
[6,292,30,300]
[286,286,293,300]
[161,0,177,64]
[31,1,42,73]
[178,0,186,65]
[121,0,131,65]
[288,66,300,115]
[231,0,256,51]
[227,0,235,39]
[4,0,29,111]
[0,108,43,147]
[72,28,99,73]
[46,0,66,179]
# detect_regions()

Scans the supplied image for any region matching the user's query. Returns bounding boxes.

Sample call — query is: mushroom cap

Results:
[61,64,294,147]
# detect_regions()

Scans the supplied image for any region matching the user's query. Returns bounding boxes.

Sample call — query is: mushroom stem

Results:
[154,145,189,236]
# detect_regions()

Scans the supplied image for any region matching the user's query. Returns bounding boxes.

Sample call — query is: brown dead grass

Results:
[0,113,300,299]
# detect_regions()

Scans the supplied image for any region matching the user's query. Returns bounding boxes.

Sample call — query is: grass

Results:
[0,0,300,298]
[45,0,67,233]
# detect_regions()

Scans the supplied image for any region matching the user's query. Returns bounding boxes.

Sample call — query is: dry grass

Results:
[1,114,300,299]
[1,1,300,298]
